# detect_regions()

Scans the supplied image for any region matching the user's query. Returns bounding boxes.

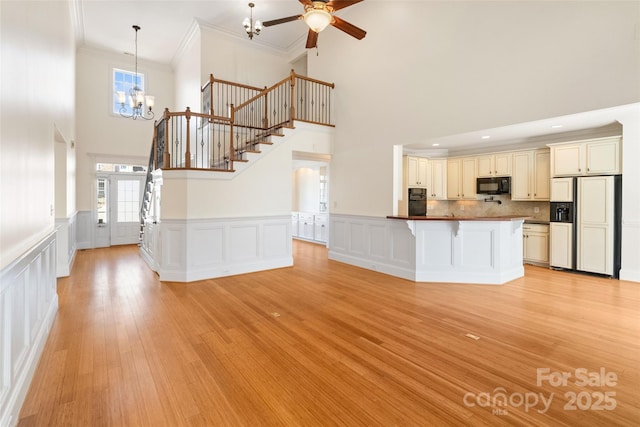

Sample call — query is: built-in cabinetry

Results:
[550,222,573,269]
[476,153,512,177]
[512,149,550,201]
[407,156,428,187]
[549,136,621,177]
[426,158,447,200]
[292,212,327,244]
[447,157,477,200]
[523,223,549,265]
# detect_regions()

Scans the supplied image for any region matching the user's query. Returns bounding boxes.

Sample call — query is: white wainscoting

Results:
[76,210,93,250]
[0,231,58,427]
[145,216,293,282]
[55,213,77,277]
[328,214,524,285]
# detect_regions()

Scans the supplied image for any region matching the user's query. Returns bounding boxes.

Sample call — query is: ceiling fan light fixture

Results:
[304,8,332,33]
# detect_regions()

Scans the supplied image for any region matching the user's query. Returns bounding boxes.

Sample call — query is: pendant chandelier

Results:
[243,3,262,40]
[116,25,155,120]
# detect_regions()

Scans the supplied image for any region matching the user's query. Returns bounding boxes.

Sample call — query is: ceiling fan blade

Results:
[330,16,366,40]
[262,15,303,27]
[326,0,363,11]
[306,29,319,48]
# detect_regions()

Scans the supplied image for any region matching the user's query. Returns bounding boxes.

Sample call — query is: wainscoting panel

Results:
[75,210,93,250]
[153,216,293,283]
[0,232,58,427]
[329,215,416,281]
[55,213,77,277]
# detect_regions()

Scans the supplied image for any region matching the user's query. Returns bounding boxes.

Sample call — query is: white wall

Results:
[75,48,174,211]
[0,0,76,270]
[199,24,292,87]
[173,23,202,113]
[308,1,640,217]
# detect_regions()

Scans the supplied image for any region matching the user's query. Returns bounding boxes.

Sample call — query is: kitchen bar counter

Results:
[387,215,529,221]
[385,215,526,284]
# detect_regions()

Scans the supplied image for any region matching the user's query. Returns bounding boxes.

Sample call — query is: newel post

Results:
[184,107,192,168]
[163,108,170,169]
[289,69,296,127]
[263,86,268,129]
[152,121,158,170]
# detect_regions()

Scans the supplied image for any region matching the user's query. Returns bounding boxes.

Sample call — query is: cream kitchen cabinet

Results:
[477,153,512,177]
[314,214,328,243]
[523,223,549,265]
[407,156,428,187]
[447,157,476,200]
[426,158,447,200]
[549,136,621,177]
[512,149,550,201]
[549,222,573,269]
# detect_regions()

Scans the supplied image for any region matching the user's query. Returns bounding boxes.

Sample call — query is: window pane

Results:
[113,68,145,115]
[117,180,140,223]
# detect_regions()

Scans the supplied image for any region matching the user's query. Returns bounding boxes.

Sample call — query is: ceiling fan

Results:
[262,0,366,49]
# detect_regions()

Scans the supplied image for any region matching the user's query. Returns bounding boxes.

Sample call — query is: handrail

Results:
[152,70,334,173]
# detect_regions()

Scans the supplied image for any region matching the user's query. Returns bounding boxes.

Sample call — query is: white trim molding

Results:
[0,231,58,427]
[142,215,293,283]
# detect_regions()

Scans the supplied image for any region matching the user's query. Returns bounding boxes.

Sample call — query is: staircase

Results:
[138,70,335,245]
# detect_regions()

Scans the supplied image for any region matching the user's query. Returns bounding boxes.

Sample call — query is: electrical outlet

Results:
[534,207,540,213]
[460,205,465,211]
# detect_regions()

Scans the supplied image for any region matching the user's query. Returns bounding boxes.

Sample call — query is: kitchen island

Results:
[328,214,528,285]
[388,215,527,284]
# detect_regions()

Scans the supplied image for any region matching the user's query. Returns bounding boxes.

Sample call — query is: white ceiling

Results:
[74,0,344,64]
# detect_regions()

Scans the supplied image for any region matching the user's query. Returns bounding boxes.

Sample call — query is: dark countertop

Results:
[524,219,550,225]
[387,215,530,222]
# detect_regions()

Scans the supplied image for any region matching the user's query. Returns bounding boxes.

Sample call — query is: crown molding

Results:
[70,0,85,46]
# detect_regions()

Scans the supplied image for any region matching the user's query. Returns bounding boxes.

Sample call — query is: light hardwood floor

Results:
[18,241,640,426]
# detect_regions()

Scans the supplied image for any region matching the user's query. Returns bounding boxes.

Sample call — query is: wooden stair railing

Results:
[151,70,334,173]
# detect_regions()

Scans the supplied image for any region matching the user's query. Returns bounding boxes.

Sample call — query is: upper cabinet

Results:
[512,149,550,201]
[427,159,447,200]
[477,153,512,177]
[549,137,621,177]
[406,156,428,187]
[447,157,477,200]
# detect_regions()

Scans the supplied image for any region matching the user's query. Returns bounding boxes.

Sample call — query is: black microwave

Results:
[476,177,510,194]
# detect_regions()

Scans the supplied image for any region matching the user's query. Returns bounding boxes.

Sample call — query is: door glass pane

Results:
[117,180,140,223]
[97,178,108,223]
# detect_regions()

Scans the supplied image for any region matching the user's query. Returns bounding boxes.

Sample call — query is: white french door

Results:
[110,175,145,246]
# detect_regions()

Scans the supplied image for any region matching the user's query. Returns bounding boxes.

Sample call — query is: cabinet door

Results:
[533,150,550,200]
[407,157,419,186]
[461,158,477,199]
[526,232,549,263]
[586,139,620,175]
[417,158,428,187]
[512,151,532,200]
[553,144,583,176]
[476,156,494,177]
[550,223,572,268]
[494,153,512,176]
[577,176,614,275]
[447,159,461,199]
[430,159,447,199]
[550,177,574,202]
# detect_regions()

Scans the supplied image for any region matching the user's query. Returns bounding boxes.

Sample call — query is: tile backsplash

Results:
[427,194,550,221]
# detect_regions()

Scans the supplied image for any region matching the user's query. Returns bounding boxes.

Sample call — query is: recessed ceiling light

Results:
[432,143,440,147]
[481,135,491,140]
[551,124,563,129]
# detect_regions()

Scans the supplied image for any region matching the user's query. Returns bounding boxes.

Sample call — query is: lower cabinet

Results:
[549,222,573,269]
[523,223,549,265]
[292,212,327,244]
